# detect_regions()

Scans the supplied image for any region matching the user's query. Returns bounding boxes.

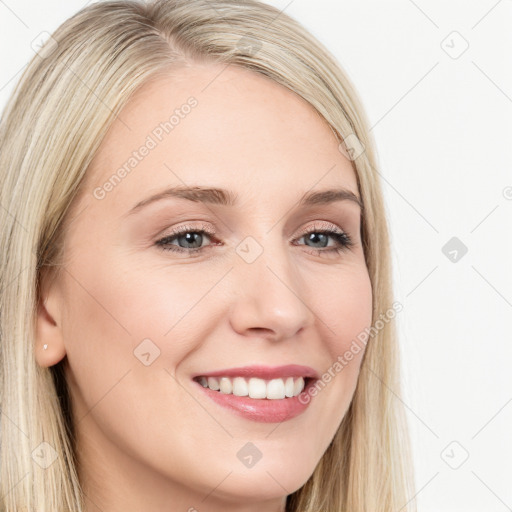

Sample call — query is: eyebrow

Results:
[126,185,363,216]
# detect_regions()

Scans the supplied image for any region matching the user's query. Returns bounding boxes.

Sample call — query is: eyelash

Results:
[155,221,354,258]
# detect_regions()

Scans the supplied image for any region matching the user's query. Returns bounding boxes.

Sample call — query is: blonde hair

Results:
[0,1,416,510]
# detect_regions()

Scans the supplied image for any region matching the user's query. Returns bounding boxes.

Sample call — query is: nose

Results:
[228,238,316,342]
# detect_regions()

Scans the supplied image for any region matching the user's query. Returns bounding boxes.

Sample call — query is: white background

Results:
[1,1,511,510]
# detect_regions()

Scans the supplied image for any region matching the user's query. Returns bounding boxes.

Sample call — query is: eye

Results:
[155,221,354,257]
[155,223,217,255]
[293,222,354,256]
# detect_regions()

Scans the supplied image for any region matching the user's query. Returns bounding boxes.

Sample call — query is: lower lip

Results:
[193,379,316,423]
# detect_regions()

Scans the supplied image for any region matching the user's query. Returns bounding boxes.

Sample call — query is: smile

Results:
[191,364,319,423]
[194,375,307,399]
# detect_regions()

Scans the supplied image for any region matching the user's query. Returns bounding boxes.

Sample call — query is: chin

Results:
[207,461,315,502]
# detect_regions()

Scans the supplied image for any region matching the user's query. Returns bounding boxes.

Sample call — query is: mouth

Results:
[192,375,315,400]
[190,364,319,423]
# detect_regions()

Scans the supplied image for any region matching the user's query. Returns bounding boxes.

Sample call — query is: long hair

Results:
[0,1,416,510]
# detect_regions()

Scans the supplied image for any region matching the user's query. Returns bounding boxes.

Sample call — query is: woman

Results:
[0,0,416,510]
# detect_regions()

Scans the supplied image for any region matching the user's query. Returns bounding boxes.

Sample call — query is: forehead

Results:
[83,63,358,216]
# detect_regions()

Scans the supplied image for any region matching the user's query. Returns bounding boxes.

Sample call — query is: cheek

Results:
[317,262,373,358]
[60,252,228,484]
[305,263,372,443]
[60,249,231,420]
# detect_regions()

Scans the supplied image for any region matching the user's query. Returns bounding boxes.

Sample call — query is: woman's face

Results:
[37,63,373,511]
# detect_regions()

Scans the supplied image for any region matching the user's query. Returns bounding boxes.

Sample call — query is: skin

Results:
[35,63,373,512]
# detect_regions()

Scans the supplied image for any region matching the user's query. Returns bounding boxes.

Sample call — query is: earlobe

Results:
[35,279,67,368]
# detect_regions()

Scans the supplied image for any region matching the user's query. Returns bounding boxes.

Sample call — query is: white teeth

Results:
[293,377,305,396]
[207,377,220,391]
[248,378,267,399]
[232,377,249,396]
[267,378,285,399]
[285,377,294,397]
[219,377,232,394]
[197,375,307,399]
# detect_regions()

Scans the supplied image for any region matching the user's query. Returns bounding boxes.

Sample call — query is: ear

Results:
[35,268,67,368]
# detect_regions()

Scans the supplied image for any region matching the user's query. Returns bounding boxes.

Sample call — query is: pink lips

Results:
[193,364,319,423]
[193,364,319,380]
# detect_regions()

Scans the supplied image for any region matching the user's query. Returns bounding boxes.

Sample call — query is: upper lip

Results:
[193,364,319,380]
